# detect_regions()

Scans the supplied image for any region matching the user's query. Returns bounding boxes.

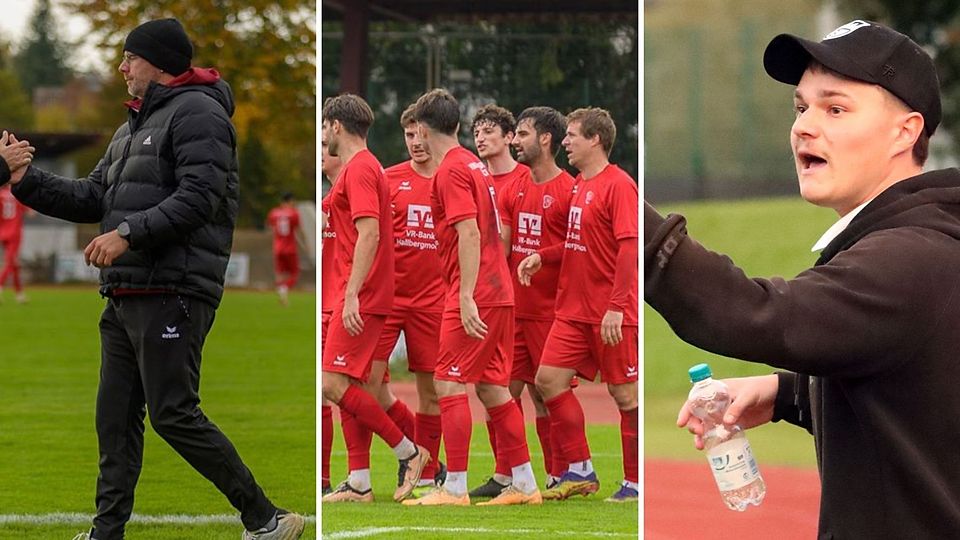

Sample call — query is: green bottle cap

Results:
[688,363,712,382]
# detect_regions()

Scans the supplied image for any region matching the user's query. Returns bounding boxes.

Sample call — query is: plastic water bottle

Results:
[687,363,766,511]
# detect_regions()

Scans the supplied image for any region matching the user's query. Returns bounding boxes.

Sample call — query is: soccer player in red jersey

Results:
[501,106,577,490]
[472,105,527,192]
[320,130,342,497]
[0,183,29,304]
[402,89,540,507]
[363,103,446,496]
[468,103,532,497]
[266,192,303,306]
[320,94,429,504]
[518,108,639,503]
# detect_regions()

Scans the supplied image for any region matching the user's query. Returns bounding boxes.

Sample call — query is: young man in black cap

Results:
[5,18,303,540]
[647,20,960,537]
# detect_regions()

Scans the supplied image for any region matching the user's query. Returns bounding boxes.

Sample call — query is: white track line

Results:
[0,513,316,526]
[329,451,622,458]
[324,527,635,539]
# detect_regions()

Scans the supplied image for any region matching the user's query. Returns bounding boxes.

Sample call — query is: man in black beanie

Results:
[6,18,304,540]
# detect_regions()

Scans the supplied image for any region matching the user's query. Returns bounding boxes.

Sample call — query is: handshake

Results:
[0,130,36,185]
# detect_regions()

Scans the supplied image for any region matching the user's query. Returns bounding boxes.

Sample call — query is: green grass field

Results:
[321,423,638,539]
[645,197,835,467]
[0,287,316,539]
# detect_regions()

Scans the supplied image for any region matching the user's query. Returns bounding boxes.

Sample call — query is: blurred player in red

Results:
[320,129,343,497]
[403,89,539,507]
[362,103,446,497]
[267,192,302,306]
[320,93,429,504]
[518,108,639,503]
[0,183,29,304]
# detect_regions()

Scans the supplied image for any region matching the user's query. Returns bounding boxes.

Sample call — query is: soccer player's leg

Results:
[522,318,565,487]
[537,319,600,500]
[321,313,333,496]
[599,325,639,503]
[405,310,445,491]
[404,310,504,506]
[472,308,542,506]
[321,311,429,503]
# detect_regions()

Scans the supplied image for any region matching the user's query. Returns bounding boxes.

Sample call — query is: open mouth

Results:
[798,150,827,171]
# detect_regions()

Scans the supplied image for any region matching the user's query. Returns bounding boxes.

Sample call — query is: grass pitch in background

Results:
[645,197,835,467]
[322,423,638,539]
[0,288,316,539]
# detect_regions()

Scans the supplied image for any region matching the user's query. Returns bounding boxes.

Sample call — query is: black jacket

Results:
[646,169,960,539]
[0,156,9,185]
[13,69,239,307]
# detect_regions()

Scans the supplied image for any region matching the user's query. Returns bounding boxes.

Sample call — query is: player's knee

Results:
[321,373,347,403]
[607,383,638,410]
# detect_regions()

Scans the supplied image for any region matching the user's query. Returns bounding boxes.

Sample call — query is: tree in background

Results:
[837,1,960,160]
[0,41,35,128]
[321,17,639,180]
[12,0,72,96]
[64,0,317,226]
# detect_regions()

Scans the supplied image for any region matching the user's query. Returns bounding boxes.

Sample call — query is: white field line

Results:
[0,513,316,526]
[324,527,635,539]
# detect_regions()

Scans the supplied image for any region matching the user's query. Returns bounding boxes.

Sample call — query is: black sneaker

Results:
[468,477,510,498]
[434,461,448,486]
[322,484,333,496]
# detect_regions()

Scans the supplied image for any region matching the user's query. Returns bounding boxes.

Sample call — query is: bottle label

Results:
[705,438,761,491]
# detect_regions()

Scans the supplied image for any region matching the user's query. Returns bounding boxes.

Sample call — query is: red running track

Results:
[645,459,821,539]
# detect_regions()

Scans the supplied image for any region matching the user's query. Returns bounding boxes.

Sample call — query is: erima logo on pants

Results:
[161,326,180,339]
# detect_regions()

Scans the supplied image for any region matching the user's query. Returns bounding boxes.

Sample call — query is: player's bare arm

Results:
[344,216,379,336]
[454,218,488,339]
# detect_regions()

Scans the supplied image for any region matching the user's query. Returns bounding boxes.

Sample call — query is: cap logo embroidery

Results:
[823,20,871,40]
[881,64,896,77]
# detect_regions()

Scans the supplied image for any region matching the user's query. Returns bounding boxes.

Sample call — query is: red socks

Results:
[535,415,554,476]
[486,400,531,468]
[338,384,404,448]
[340,408,372,471]
[416,413,442,480]
[439,394,472,472]
[620,407,639,483]
[386,399,416,441]
[322,405,333,488]
[544,389,591,464]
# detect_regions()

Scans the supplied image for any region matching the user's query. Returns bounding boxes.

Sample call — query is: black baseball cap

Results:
[763,20,941,136]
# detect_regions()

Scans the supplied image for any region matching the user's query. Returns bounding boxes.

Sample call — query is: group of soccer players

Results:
[320,88,638,506]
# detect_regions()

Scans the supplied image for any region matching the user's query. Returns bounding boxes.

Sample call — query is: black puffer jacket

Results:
[13,68,239,307]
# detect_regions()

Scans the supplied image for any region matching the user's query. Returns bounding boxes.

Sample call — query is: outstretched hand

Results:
[676,374,779,450]
[0,131,35,183]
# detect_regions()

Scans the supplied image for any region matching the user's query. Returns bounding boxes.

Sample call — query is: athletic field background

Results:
[0,288,316,539]
[645,196,835,465]
[645,197,833,538]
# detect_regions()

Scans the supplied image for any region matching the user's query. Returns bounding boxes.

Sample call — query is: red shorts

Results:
[373,309,442,376]
[540,318,639,385]
[321,311,387,382]
[512,318,553,384]
[435,306,513,386]
[274,252,299,275]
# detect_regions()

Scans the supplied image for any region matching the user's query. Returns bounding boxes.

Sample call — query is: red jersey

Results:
[0,185,26,242]
[384,160,444,312]
[555,164,638,325]
[320,195,340,314]
[431,146,513,312]
[490,163,530,193]
[499,169,576,321]
[267,205,301,255]
[327,149,395,315]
